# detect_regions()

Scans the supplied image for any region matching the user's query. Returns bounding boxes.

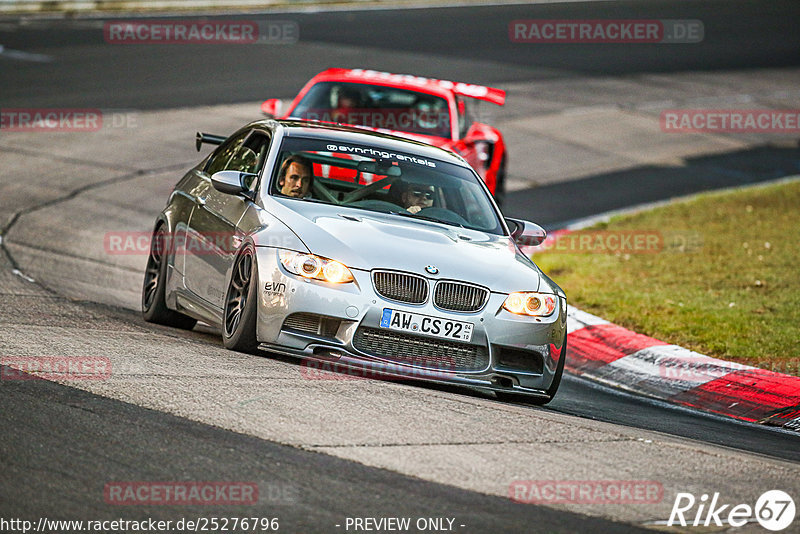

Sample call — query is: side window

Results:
[205,131,249,176]
[226,133,270,190]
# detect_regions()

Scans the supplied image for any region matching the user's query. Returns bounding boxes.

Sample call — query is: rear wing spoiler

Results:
[449,83,505,106]
[195,132,226,151]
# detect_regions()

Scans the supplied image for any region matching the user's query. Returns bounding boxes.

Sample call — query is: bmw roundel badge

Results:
[425,265,439,275]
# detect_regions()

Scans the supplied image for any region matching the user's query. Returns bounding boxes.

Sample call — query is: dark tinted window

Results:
[205,130,249,176]
[291,82,452,138]
[226,133,271,189]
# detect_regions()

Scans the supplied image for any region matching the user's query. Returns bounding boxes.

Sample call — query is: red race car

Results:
[261,68,508,205]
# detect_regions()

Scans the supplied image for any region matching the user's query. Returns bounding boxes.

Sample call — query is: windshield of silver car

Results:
[269,136,504,235]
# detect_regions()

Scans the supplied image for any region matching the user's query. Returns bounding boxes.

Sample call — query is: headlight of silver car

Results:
[279,250,354,284]
[503,292,557,317]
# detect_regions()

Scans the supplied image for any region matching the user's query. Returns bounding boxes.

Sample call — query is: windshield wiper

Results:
[389,211,465,229]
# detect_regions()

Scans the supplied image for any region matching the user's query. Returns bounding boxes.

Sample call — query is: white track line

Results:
[0,44,53,62]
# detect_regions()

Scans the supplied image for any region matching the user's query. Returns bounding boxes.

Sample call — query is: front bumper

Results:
[254,247,567,397]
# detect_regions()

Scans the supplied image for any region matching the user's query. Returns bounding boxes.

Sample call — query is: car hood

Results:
[263,200,542,294]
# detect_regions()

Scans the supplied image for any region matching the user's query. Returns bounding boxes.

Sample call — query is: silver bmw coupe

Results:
[143,119,567,403]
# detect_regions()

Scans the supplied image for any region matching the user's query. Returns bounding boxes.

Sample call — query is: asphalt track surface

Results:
[2,0,800,109]
[1,1,800,532]
[1,367,650,533]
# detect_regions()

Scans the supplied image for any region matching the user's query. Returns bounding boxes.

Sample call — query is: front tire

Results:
[538,332,567,403]
[222,244,259,353]
[142,224,197,330]
[496,332,566,406]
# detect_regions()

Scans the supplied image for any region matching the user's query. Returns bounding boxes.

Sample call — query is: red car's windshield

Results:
[290,82,452,138]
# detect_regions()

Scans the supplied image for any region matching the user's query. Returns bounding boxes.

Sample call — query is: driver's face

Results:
[280,162,312,198]
[403,185,435,210]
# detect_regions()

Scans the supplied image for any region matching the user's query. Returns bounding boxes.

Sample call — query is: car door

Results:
[183,130,271,308]
[173,130,246,279]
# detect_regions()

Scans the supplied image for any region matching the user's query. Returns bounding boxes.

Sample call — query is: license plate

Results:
[380,308,474,342]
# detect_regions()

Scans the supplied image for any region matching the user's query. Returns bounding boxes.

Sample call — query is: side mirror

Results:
[261,99,282,118]
[507,218,546,247]
[211,171,255,196]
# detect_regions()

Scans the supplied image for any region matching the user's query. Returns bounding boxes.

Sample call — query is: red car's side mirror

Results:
[261,99,282,118]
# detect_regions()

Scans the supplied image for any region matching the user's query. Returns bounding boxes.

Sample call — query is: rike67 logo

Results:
[668,490,795,531]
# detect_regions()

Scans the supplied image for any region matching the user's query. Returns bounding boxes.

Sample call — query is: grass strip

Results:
[535,179,800,375]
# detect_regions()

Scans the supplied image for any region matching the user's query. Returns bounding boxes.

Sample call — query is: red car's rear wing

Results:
[328,68,506,106]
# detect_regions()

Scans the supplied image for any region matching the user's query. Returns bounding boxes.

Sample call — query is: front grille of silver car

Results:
[353,327,489,372]
[372,270,428,304]
[433,281,489,312]
[282,313,339,338]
